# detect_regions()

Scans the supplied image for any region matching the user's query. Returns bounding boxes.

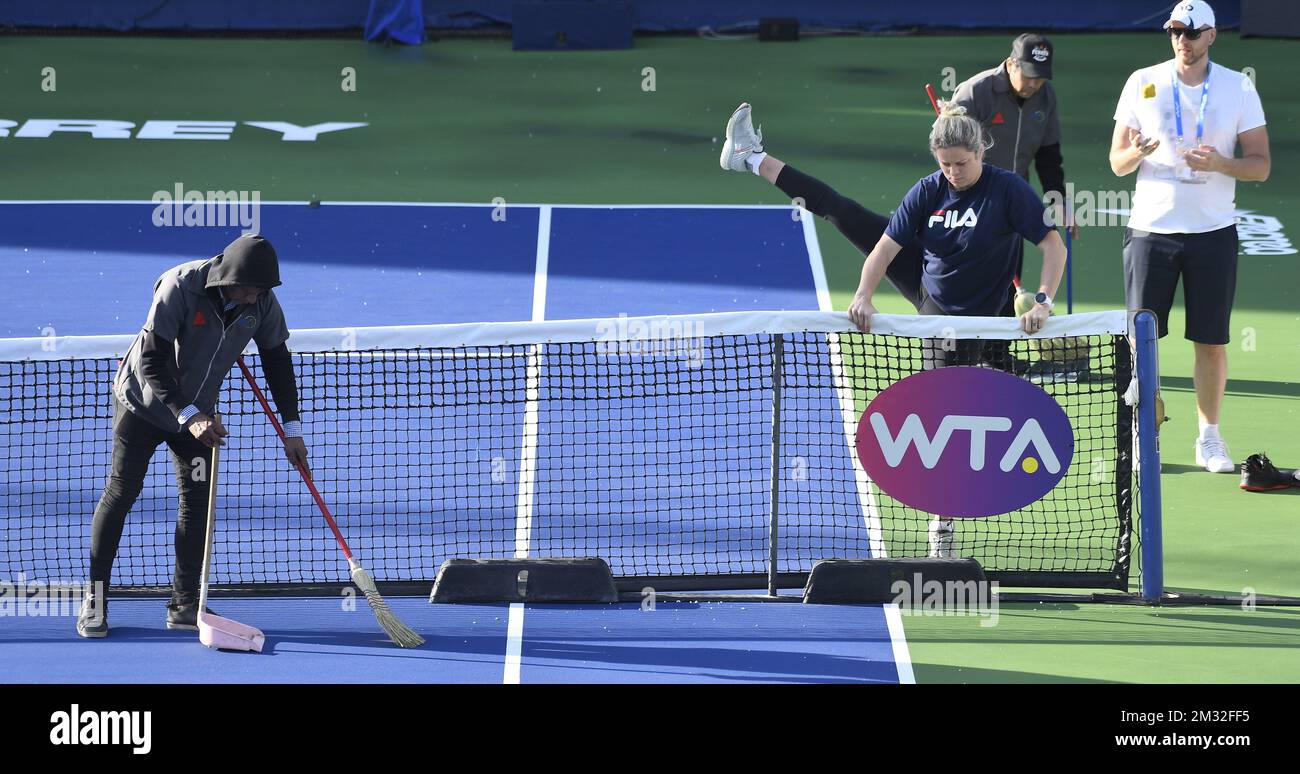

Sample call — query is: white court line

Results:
[884,605,916,684]
[513,356,542,559]
[503,603,525,685]
[513,205,549,559]
[504,205,550,685]
[802,213,909,683]
[800,213,884,556]
[530,206,551,323]
[802,208,834,312]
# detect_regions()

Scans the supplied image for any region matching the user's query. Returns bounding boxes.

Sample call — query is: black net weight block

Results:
[803,558,987,605]
[430,558,619,603]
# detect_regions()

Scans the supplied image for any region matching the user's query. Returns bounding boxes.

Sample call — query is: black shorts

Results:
[1122,225,1238,344]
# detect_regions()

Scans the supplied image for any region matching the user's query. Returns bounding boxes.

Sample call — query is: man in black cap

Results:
[952,33,1077,285]
[77,233,309,638]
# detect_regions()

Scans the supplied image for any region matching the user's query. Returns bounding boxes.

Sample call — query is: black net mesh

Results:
[0,320,1133,593]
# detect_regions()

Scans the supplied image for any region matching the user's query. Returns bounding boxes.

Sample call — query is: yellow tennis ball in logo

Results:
[1022,457,1040,474]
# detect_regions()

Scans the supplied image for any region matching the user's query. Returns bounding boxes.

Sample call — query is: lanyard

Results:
[1171,59,1211,146]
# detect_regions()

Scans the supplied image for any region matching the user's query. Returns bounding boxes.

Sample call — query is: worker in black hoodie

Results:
[77,234,309,638]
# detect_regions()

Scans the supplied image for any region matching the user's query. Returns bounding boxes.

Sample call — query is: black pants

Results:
[90,399,212,604]
[774,164,926,310]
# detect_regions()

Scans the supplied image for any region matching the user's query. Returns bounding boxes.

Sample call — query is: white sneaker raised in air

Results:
[719,102,764,172]
[1194,435,1235,473]
[928,519,955,558]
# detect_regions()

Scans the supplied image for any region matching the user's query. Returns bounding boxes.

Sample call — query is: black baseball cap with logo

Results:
[1010,33,1053,79]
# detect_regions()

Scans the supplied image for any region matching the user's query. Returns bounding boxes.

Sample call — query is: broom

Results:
[237,358,425,648]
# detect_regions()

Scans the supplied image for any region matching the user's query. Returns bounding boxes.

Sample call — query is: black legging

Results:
[774,164,926,311]
[90,399,213,604]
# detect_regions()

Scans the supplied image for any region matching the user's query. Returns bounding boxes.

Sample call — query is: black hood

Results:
[205,234,282,289]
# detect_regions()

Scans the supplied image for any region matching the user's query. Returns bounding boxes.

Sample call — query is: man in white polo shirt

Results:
[1108,0,1270,473]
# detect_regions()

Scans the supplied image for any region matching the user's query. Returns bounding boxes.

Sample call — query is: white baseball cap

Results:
[1163,1,1216,30]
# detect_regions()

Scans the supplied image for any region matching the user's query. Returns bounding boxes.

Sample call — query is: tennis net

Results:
[0,309,1140,594]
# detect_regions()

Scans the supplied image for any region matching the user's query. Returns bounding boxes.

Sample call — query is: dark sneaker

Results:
[165,601,216,631]
[76,593,108,638]
[1240,453,1300,492]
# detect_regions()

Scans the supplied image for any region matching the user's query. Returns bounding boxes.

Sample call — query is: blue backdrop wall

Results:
[0,0,1244,33]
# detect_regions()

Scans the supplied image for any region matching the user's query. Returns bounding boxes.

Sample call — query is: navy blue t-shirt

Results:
[885,164,1052,314]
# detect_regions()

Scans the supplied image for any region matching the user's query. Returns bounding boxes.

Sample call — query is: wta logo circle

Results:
[855,367,1074,517]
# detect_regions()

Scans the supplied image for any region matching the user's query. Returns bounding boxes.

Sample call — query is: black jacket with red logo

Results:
[114,234,300,433]
[952,62,1066,202]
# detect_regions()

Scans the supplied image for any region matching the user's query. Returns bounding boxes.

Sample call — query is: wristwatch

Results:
[1034,292,1054,310]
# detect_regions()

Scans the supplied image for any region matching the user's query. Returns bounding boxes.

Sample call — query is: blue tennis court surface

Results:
[0,202,821,336]
[0,201,910,684]
[516,601,899,684]
[1,598,903,684]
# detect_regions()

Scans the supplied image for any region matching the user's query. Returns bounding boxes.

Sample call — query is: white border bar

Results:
[0,310,1130,362]
[0,200,803,210]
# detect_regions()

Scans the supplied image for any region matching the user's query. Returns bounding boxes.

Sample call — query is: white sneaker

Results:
[719,102,764,172]
[1194,435,1234,473]
[927,519,955,558]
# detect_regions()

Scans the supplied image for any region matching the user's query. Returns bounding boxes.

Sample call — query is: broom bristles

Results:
[350,564,426,648]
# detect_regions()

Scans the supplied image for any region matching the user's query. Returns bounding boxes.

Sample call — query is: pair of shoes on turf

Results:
[165,601,217,631]
[1240,453,1300,492]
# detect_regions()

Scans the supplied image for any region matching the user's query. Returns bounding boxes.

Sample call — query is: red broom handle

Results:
[925,83,940,116]
[236,357,356,563]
